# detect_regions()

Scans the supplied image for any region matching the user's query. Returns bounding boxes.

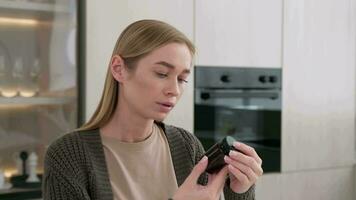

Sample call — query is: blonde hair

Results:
[78,19,195,131]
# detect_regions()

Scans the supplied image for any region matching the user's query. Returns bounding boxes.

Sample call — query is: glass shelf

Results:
[0,96,76,106]
[0,0,70,20]
[0,0,69,13]
[0,0,79,194]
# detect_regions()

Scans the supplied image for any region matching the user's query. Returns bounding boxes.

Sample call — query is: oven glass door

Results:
[194,89,281,172]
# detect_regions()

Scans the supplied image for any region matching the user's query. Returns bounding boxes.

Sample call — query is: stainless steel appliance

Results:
[194,66,281,172]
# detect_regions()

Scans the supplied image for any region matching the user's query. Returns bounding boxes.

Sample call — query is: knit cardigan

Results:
[43,122,255,200]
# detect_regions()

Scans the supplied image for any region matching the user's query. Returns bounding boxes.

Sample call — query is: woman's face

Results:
[120,43,192,121]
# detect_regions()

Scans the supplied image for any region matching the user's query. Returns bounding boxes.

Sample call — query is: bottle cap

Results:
[220,136,236,155]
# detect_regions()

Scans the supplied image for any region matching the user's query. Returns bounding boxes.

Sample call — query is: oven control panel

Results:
[195,66,281,89]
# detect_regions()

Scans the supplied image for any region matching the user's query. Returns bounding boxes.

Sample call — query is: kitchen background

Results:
[0,0,81,199]
[0,0,355,199]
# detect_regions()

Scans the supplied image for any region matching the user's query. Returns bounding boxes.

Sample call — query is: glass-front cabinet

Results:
[0,0,80,197]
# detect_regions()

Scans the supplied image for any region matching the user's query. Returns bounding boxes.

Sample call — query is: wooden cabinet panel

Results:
[256,167,354,200]
[195,0,282,68]
[282,0,355,171]
[256,173,282,200]
[281,167,354,200]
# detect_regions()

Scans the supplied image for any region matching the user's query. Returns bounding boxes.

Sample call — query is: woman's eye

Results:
[156,72,188,83]
[178,78,188,84]
[156,72,168,78]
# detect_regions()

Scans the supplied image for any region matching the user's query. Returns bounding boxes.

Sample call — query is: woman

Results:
[43,19,263,200]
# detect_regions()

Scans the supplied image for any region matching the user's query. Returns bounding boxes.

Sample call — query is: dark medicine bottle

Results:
[204,136,237,174]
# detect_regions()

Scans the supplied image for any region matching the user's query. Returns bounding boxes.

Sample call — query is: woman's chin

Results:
[153,113,168,122]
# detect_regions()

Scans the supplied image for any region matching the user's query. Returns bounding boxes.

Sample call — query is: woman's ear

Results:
[110,55,126,83]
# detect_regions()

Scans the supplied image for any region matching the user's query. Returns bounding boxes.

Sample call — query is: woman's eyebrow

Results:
[155,61,190,74]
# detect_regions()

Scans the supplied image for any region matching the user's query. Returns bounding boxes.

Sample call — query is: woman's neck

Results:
[100,104,154,143]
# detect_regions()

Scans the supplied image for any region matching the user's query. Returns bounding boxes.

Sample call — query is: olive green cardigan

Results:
[43,122,255,200]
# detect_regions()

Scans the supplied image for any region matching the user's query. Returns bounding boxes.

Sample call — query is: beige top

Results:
[102,124,178,200]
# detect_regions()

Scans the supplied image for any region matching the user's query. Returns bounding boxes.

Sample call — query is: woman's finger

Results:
[227,164,249,185]
[224,156,260,181]
[233,142,262,165]
[184,156,208,186]
[228,151,263,176]
[209,166,228,191]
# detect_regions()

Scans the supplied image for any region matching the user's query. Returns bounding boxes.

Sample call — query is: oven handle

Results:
[200,90,279,100]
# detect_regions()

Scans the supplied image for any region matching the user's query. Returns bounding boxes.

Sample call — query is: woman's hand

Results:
[172,156,228,200]
[224,142,263,193]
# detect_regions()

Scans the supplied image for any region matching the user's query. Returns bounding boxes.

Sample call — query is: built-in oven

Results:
[194,66,281,173]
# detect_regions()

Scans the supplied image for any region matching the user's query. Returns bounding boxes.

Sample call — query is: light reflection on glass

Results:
[0,17,38,26]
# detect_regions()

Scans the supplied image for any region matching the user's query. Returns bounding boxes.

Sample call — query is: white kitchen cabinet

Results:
[86,0,194,131]
[256,167,354,200]
[195,0,282,68]
[282,0,355,171]
[281,167,354,200]
[255,173,282,200]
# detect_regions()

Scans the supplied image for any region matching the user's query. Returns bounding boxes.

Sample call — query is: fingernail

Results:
[200,156,208,163]
[229,150,237,156]
[234,141,240,147]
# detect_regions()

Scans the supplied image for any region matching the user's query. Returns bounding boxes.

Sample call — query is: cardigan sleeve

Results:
[42,167,89,200]
[178,128,255,200]
[42,133,91,200]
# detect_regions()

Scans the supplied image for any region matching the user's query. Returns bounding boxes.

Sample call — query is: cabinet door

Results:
[0,0,78,180]
[256,167,354,200]
[280,167,354,200]
[86,0,194,131]
[195,0,282,68]
[282,0,355,171]
[256,173,282,200]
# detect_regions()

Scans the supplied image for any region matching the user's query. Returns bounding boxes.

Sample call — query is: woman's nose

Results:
[165,79,180,97]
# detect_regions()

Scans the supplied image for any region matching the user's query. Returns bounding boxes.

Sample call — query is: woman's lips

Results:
[157,102,174,112]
